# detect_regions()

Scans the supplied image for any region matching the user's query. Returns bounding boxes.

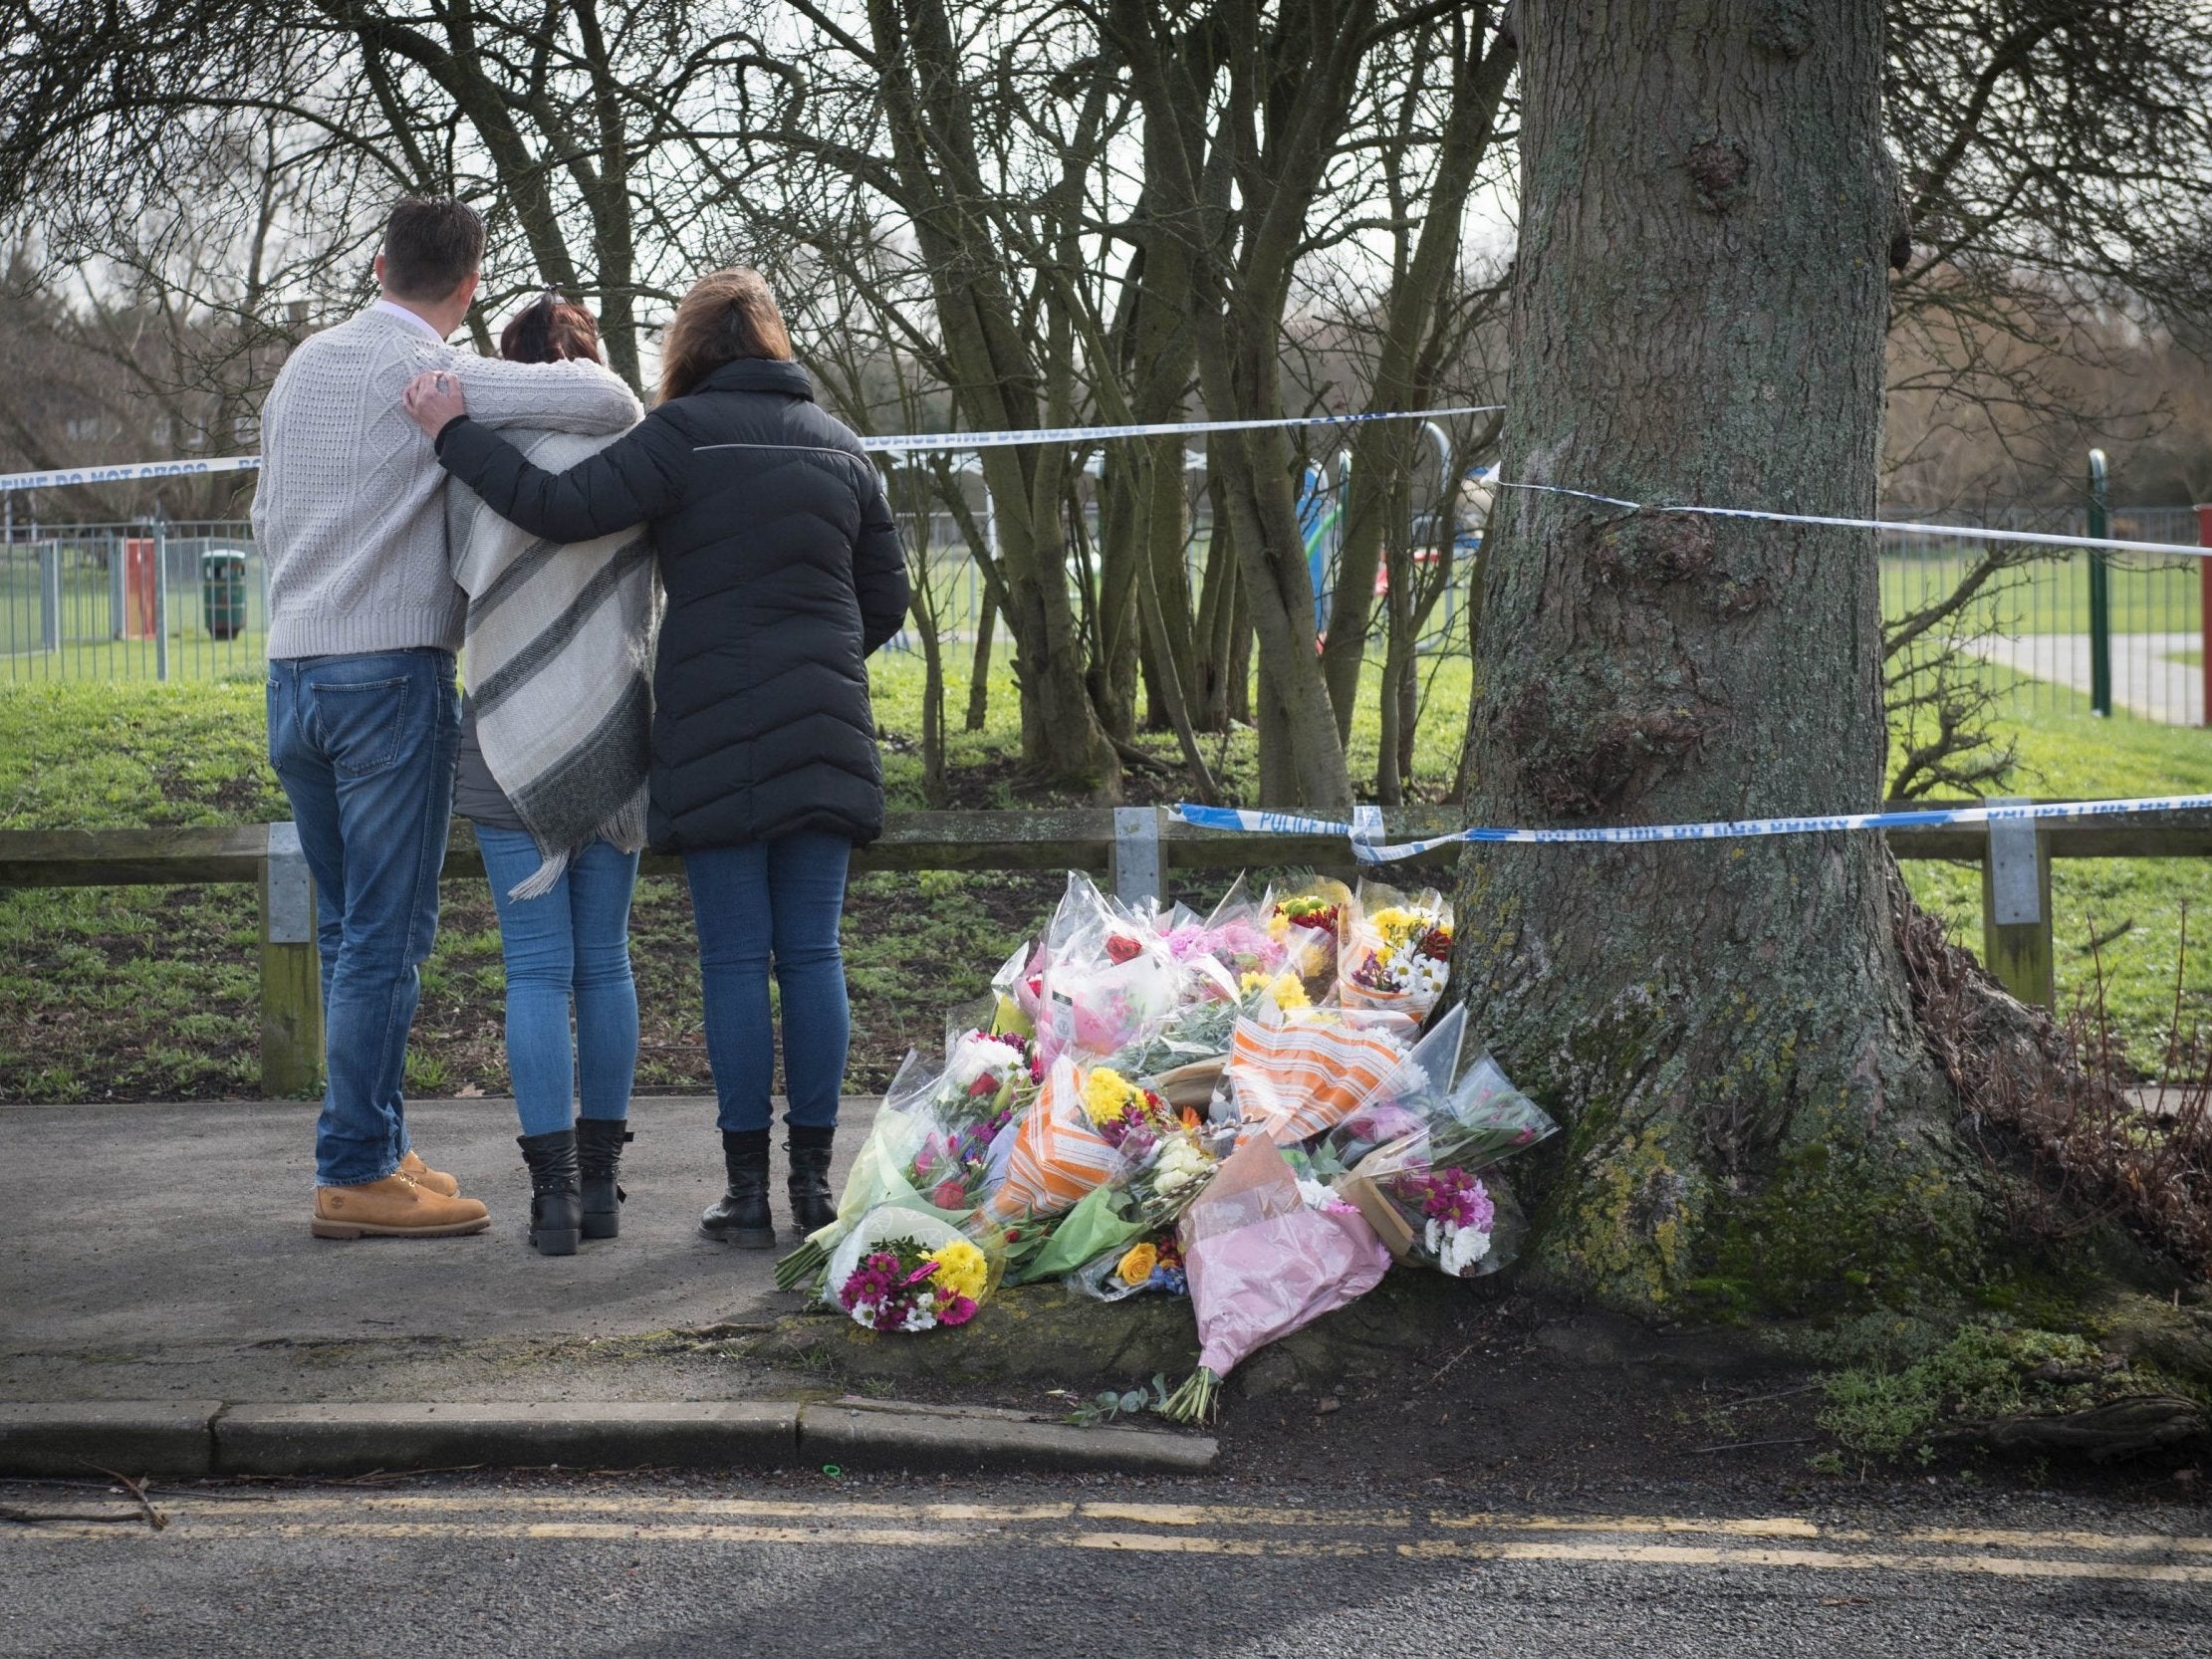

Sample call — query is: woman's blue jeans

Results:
[683,832,852,1133]
[476,829,641,1138]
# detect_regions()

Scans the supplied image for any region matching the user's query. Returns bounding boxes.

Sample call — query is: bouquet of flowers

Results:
[980,1056,1130,1225]
[1339,881,1454,1019]
[1160,878,1288,983]
[1066,1234,1189,1303]
[1266,876,1352,997]
[899,1029,1037,1210]
[1224,998,1419,1146]
[825,1205,999,1331]
[1160,1133,1391,1421]
[1032,875,1185,1067]
[1330,1043,1557,1278]
[1313,1005,1468,1178]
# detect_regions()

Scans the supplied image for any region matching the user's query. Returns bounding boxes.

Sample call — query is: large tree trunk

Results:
[1455,1,1969,1317]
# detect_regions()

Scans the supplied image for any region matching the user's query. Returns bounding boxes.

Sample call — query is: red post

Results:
[123,537,157,640]
[2199,505,2212,728]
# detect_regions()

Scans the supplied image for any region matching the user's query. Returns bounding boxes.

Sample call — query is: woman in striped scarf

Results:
[448,294,654,1258]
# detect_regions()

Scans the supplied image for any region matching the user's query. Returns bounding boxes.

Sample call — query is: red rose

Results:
[969,1073,999,1097]
[931,1180,966,1209]
[1106,934,1142,965]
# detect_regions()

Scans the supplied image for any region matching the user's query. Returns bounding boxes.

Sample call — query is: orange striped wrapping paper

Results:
[1228,1010,1418,1145]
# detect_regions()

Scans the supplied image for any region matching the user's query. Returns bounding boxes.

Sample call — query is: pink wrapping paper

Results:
[1175,1135,1391,1378]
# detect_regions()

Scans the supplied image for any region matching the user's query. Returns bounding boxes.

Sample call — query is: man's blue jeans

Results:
[683,832,852,1133]
[475,828,641,1139]
[267,648,459,1188]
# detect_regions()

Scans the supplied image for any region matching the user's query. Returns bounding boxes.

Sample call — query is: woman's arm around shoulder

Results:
[854,464,911,655]
[433,398,695,544]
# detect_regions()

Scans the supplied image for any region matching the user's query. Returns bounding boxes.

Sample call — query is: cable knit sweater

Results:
[253,306,642,659]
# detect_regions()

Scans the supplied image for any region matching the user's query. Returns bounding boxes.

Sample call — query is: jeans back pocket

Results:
[310,675,413,779]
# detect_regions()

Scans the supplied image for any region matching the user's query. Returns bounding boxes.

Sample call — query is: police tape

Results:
[0,454,265,494]
[1172,795,2212,864]
[0,404,1507,496]
[1496,481,2207,560]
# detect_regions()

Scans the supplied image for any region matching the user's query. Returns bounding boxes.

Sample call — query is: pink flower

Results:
[931,1179,967,1209]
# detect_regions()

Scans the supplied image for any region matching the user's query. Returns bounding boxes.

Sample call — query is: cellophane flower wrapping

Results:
[1174,1133,1390,1380]
[1224,996,1419,1146]
[1066,1234,1189,1303]
[1159,877,1290,984]
[899,1028,1038,1211]
[1032,874,1185,1068]
[824,1205,1007,1329]
[1338,880,1454,1020]
[1265,876,1353,1000]
[1330,1044,1558,1278]
[773,1056,985,1292]
[1311,1004,1468,1178]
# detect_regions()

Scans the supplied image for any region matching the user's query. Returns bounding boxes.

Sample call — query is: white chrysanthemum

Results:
[1425,1217,1492,1277]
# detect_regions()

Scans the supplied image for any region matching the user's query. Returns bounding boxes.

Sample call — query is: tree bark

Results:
[1454,0,1973,1317]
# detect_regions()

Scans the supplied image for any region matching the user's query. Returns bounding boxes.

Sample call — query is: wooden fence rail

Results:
[6,803,2207,1096]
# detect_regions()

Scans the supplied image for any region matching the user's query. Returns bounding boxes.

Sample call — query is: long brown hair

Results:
[657,268,794,402]
[501,292,603,364]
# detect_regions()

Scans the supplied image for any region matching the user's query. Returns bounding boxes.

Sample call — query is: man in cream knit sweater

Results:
[256,198,641,1239]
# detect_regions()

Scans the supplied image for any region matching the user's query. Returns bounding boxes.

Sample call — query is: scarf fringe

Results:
[505,784,651,903]
[506,843,572,903]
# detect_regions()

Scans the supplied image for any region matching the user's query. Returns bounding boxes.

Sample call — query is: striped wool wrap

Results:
[448,426,657,899]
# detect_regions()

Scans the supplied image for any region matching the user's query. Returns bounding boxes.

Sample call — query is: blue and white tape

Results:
[1174,794,2212,864]
[0,454,264,494]
[0,404,1504,496]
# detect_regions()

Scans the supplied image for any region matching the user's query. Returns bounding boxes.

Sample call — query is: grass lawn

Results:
[2,653,2207,1103]
[1879,551,2202,637]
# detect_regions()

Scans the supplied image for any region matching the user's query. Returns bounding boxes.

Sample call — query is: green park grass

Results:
[1,652,2208,1102]
[1878,551,2203,637]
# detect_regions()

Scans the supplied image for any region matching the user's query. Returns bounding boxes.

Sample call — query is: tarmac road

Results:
[4,1471,2208,1658]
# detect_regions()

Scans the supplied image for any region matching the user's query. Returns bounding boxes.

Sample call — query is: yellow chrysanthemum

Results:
[1116,1243,1159,1286]
[1270,974,1311,1010]
[1081,1066,1139,1127]
[927,1240,989,1304]
[1370,905,1438,948]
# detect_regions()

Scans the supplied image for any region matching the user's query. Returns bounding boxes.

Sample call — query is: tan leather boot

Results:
[398,1149,461,1198]
[312,1174,490,1239]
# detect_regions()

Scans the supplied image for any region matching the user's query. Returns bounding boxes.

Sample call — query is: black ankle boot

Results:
[516,1129,583,1257]
[700,1128,774,1247]
[787,1125,838,1237]
[575,1117,631,1241]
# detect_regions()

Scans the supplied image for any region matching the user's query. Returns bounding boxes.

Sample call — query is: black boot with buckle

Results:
[575,1117,632,1241]
[786,1124,837,1238]
[700,1128,774,1247]
[516,1129,583,1257]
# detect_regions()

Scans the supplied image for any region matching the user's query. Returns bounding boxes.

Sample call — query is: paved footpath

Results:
[4,1471,2208,1657]
[0,1094,879,1403]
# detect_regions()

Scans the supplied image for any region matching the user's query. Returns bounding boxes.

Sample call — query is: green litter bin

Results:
[201,550,248,640]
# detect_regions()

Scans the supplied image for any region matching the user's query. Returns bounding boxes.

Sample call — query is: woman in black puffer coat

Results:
[404,269,909,1250]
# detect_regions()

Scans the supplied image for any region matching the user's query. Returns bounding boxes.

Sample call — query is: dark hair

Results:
[380,198,486,302]
[500,293,603,364]
[657,268,794,402]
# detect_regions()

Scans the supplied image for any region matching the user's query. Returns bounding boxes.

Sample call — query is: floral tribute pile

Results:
[776,872,1558,1421]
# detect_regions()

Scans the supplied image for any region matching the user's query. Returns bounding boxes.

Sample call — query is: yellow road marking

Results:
[9,1493,2209,1587]
[1402,1539,2212,1584]
[8,1511,2210,1585]
[1897,1527,2212,1556]
[1437,1513,1822,1540]
[8,1522,2203,1583]
[1080,1501,1407,1529]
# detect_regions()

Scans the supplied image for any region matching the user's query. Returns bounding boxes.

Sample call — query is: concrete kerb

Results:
[0,1399,1216,1480]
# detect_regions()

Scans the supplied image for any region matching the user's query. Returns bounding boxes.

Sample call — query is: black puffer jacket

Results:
[434,357,908,850]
